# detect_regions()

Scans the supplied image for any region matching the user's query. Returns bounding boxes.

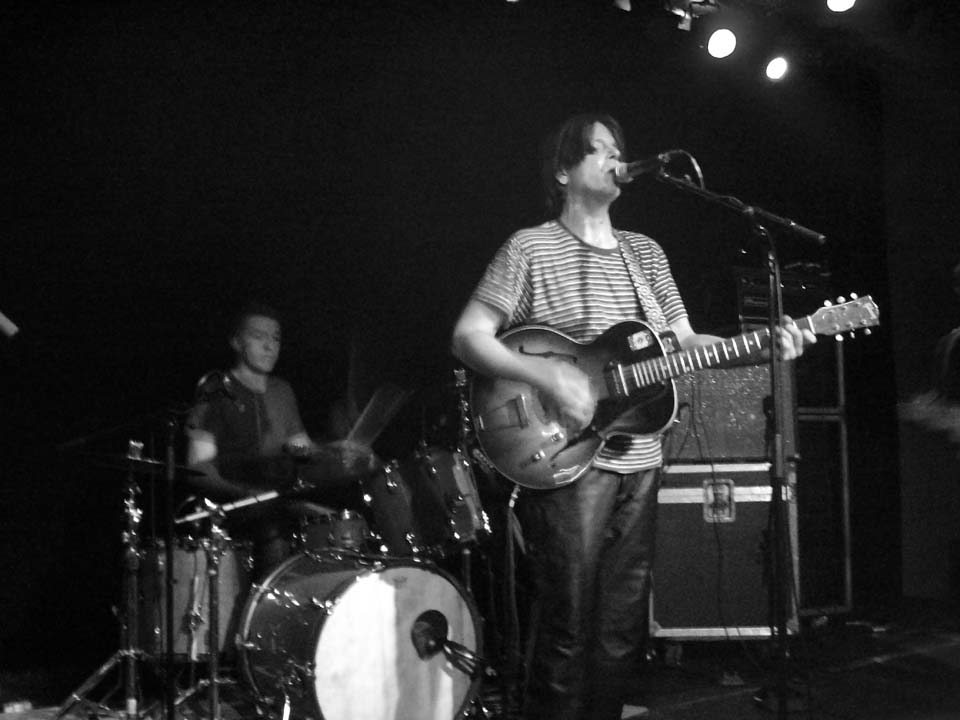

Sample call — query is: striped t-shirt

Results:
[471,219,688,473]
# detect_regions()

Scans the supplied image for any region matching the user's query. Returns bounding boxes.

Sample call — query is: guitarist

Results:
[451,113,814,720]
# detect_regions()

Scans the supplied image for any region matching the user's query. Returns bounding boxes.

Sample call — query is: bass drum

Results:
[238,554,481,720]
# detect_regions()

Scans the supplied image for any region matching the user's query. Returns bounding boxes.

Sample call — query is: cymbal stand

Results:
[453,368,476,593]
[453,368,498,720]
[204,507,228,720]
[57,440,147,720]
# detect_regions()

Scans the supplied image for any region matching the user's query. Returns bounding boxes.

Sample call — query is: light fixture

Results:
[665,0,719,31]
[707,28,737,58]
[827,0,856,12]
[765,56,789,80]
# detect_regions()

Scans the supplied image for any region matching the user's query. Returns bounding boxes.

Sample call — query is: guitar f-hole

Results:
[517,345,579,364]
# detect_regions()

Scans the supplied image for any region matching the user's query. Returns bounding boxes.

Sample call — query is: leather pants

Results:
[517,466,660,720]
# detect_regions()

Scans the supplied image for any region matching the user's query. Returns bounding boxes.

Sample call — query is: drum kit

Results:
[56,383,497,720]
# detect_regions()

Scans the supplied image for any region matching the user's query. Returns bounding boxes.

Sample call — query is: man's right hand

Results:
[538,359,597,432]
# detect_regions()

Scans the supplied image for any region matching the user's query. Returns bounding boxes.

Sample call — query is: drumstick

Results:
[175,489,282,524]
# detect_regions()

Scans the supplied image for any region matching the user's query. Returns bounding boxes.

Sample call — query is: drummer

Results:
[185,300,324,579]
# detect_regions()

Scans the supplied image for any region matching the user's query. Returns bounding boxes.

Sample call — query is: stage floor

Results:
[3,599,960,720]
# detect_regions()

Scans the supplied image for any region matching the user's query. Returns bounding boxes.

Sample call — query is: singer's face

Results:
[560,122,622,205]
[233,314,281,375]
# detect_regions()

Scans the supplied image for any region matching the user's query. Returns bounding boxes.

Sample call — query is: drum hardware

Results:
[57,440,152,720]
[202,508,229,720]
[155,500,250,720]
[156,675,239,720]
[454,367,492,596]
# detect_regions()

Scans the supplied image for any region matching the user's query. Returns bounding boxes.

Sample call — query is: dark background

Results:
[1,0,958,673]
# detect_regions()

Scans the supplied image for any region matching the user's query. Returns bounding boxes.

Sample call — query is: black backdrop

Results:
[1,0,948,671]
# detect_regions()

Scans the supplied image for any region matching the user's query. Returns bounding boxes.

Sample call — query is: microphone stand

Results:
[652,168,825,720]
[163,415,178,720]
[759,226,793,720]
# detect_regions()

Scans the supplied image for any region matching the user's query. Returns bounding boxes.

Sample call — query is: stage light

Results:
[765,56,789,80]
[827,0,856,11]
[707,28,737,58]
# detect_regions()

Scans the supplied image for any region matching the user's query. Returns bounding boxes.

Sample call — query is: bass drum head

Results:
[239,554,481,720]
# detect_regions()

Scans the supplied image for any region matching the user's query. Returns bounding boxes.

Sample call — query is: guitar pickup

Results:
[476,394,530,431]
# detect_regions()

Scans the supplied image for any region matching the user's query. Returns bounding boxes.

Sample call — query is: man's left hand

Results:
[779,315,817,360]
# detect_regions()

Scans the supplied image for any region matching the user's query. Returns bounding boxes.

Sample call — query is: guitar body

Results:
[470,321,677,490]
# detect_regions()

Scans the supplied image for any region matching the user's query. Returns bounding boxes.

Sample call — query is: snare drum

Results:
[408,446,488,555]
[140,540,252,659]
[238,554,481,720]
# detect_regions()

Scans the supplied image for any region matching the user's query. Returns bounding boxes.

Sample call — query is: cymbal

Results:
[210,440,380,484]
[81,453,205,476]
[301,440,382,476]
[297,440,383,487]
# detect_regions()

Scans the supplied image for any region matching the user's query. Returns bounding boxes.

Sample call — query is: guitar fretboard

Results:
[612,329,774,395]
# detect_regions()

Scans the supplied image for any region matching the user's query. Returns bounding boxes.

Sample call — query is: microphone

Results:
[613,151,677,184]
[411,610,447,660]
[410,609,486,677]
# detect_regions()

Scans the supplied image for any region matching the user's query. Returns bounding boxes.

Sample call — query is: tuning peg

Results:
[823,299,833,307]
[850,292,859,300]
[834,334,844,342]
[848,331,856,340]
[863,328,872,336]
[836,295,846,303]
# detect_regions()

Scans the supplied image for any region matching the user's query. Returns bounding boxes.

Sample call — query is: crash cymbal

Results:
[81,452,205,476]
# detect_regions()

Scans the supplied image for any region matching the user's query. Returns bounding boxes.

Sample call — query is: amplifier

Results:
[662,365,796,463]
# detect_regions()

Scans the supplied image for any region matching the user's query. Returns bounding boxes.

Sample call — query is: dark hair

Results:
[230,300,281,339]
[541,113,627,216]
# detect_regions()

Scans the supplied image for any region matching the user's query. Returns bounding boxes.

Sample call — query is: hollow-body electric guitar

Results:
[469,296,879,490]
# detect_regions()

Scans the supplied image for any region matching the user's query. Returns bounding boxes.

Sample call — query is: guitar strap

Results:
[617,233,669,334]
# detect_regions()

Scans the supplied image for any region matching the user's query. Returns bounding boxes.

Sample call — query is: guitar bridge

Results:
[476,394,530,431]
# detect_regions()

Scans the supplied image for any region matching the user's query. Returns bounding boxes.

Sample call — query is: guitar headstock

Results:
[808,294,880,340]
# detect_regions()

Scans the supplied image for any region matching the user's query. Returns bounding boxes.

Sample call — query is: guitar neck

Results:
[622,325,784,393]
